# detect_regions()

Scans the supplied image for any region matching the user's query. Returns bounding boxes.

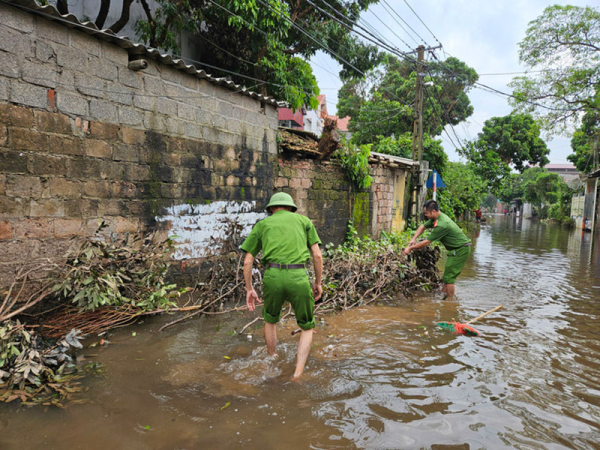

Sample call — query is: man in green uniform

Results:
[403,200,471,299]
[241,192,323,381]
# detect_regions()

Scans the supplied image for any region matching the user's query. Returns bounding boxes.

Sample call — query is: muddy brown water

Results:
[1,215,600,449]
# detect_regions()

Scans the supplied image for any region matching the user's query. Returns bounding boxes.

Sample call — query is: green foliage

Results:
[509,5,600,134]
[0,322,86,406]
[458,141,511,193]
[338,54,478,143]
[482,193,497,210]
[498,167,575,223]
[434,162,487,220]
[334,141,373,191]
[568,109,600,173]
[371,133,448,176]
[476,114,549,171]
[459,114,549,193]
[496,167,544,203]
[134,0,382,110]
[52,223,182,312]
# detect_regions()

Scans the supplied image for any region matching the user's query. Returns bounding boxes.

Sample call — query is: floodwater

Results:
[1,215,600,449]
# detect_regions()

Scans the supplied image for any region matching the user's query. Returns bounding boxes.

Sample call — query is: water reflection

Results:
[0,216,599,449]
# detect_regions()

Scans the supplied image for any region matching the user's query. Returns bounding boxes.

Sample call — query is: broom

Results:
[437,305,503,337]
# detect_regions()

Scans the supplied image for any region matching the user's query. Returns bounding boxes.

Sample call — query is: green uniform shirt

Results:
[241,210,321,264]
[424,212,470,250]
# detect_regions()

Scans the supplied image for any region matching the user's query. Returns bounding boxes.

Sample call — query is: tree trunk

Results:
[254,45,269,96]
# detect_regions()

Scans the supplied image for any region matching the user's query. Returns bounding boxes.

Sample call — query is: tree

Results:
[436,162,487,220]
[509,5,600,134]
[370,133,448,175]
[496,167,544,204]
[133,0,384,109]
[460,114,550,192]
[458,142,512,194]
[338,54,478,142]
[568,109,600,173]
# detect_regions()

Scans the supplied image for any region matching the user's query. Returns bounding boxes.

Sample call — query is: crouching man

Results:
[241,192,323,381]
[403,200,471,300]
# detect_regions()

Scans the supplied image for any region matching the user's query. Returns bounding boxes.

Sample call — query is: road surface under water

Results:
[1,215,599,449]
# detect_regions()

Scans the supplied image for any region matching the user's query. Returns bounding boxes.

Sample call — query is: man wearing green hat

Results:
[241,192,323,381]
[403,200,471,300]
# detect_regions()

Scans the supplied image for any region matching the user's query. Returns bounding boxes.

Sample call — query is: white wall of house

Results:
[303,109,323,136]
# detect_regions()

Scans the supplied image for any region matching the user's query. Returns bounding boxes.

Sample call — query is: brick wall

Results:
[0,2,413,291]
[275,153,403,246]
[0,3,278,288]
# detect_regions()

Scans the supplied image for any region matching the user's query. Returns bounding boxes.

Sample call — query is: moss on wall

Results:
[352,191,371,237]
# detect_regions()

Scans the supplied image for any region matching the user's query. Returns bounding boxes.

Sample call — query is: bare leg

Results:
[441,284,447,293]
[445,284,455,300]
[264,322,277,355]
[292,329,314,381]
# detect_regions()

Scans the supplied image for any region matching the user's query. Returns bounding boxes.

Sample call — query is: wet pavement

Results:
[1,215,599,449]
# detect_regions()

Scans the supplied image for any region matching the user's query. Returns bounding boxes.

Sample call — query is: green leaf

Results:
[220,401,231,411]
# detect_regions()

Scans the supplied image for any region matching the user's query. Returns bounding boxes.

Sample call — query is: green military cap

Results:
[265,192,297,212]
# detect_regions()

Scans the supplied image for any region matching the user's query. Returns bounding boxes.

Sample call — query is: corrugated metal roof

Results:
[5,0,285,107]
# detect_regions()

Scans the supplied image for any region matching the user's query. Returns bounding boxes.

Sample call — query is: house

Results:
[544,163,580,183]
[278,107,304,129]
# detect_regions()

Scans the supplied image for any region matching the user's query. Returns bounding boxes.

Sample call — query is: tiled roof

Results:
[278,129,418,169]
[328,115,351,131]
[5,0,284,107]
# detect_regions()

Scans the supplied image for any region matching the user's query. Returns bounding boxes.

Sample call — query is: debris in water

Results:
[220,401,231,411]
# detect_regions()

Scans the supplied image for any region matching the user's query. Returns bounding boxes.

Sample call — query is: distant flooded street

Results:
[1,215,599,449]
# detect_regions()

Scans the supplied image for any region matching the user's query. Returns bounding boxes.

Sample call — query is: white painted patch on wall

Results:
[155,201,266,259]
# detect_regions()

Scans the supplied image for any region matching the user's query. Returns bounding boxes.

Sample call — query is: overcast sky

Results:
[310,0,594,164]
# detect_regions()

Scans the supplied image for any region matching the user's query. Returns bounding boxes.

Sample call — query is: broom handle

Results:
[466,305,503,324]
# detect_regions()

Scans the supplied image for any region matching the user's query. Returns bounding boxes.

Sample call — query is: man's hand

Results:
[408,238,416,246]
[402,247,411,256]
[313,284,323,301]
[246,289,262,311]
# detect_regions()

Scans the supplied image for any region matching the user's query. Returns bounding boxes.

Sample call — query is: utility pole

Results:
[410,44,442,221]
[411,45,425,219]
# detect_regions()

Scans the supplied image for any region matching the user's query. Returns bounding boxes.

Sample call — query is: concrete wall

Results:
[0,2,413,291]
[0,2,278,288]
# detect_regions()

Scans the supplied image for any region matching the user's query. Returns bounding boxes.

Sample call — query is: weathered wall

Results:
[0,2,414,292]
[0,2,278,288]
[275,153,404,246]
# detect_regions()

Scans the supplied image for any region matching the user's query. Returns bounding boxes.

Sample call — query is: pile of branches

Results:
[42,219,254,336]
[0,321,90,407]
[316,240,440,314]
[158,229,441,331]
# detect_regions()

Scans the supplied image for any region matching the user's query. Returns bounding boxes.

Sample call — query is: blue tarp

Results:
[426,169,446,189]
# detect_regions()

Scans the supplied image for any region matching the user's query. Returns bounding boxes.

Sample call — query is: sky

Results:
[309,0,594,164]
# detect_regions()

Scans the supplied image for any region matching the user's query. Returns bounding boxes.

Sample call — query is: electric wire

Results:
[302,0,415,62]
[402,0,442,46]
[380,0,424,46]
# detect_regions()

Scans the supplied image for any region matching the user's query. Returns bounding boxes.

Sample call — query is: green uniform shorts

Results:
[262,267,315,330]
[442,245,470,284]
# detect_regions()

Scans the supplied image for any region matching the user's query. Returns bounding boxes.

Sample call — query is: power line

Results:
[362,4,415,51]
[423,70,464,150]
[381,0,427,46]
[422,87,460,150]
[429,50,580,113]
[402,0,442,46]
[302,0,415,62]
